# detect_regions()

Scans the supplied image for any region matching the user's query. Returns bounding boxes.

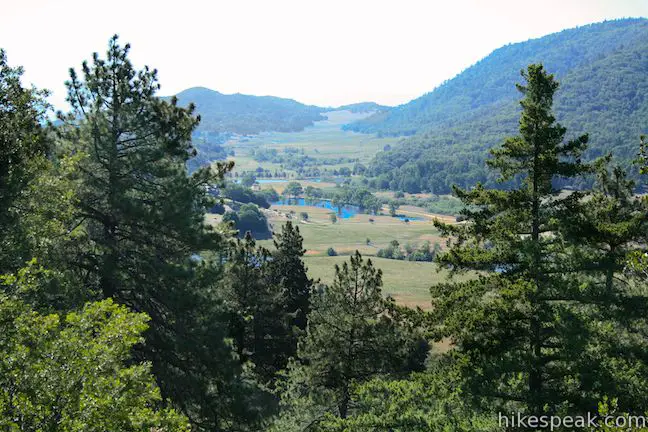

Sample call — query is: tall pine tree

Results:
[432,64,593,415]
[222,232,292,387]
[57,36,261,430]
[267,221,313,332]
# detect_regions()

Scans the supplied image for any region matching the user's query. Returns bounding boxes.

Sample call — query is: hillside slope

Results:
[348,19,648,193]
[332,102,390,113]
[173,87,326,135]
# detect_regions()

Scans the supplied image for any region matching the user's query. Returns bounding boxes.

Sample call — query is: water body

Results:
[271,198,359,218]
[271,198,423,221]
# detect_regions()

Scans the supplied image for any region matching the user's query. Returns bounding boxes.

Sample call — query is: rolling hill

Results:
[332,102,390,113]
[172,87,327,135]
[346,18,648,194]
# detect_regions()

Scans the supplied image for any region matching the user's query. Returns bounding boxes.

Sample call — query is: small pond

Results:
[271,198,423,221]
[271,198,359,218]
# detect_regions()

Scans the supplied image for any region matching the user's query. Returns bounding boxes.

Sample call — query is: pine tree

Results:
[0,49,50,273]
[557,158,648,411]
[432,64,593,415]
[57,36,259,430]
[222,232,291,386]
[628,135,648,283]
[267,221,313,332]
[274,252,426,430]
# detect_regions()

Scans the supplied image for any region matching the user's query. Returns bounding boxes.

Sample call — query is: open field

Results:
[262,205,446,256]
[205,110,466,309]
[303,256,473,309]
[224,110,402,175]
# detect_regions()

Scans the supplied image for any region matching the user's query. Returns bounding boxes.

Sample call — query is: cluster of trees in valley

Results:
[251,146,359,170]
[1,35,648,432]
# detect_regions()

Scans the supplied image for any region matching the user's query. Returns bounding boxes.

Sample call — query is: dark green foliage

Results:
[283,181,303,198]
[273,252,428,429]
[57,36,261,430]
[557,157,648,412]
[258,187,280,203]
[222,182,270,208]
[221,233,292,388]
[326,186,381,214]
[378,240,437,262]
[431,64,596,415]
[360,19,648,193]
[210,201,225,214]
[172,87,325,135]
[317,368,500,431]
[304,185,321,199]
[0,50,50,273]
[376,241,404,260]
[186,134,229,174]
[628,136,648,281]
[267,221,313,332]
[222,225,312,386]
[227,203,270,238]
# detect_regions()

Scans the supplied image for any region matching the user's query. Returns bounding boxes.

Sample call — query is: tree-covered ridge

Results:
[172,86,326,135]
[349,18,648,193]
[332,101,390,113]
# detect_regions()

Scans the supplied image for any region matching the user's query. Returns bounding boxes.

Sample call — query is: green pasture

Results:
[303,256,473,309]
[224,110,401,174]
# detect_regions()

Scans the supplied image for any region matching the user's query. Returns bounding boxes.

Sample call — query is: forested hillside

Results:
[332,101,390,113]
[348,19,648,193]
[173,86,326,135]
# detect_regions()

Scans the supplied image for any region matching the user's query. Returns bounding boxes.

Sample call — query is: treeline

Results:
[376,240,440,262]
[2,37,648,432]
[286,182,383,214]
[251,146,359,169]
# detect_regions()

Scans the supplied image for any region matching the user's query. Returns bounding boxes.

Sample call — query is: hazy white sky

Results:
[2,0,647,109]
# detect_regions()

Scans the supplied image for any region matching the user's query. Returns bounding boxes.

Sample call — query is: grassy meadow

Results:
[303,256,473,309]
[210,110,467,309]
[261,205,448,256]
[255,202,463,309]
[224,110,402,175]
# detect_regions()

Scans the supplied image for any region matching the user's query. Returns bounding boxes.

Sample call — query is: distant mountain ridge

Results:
[332,102,390,113]
[349,18,648,193]
[171,87,388,136]
[172,87,327,135]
